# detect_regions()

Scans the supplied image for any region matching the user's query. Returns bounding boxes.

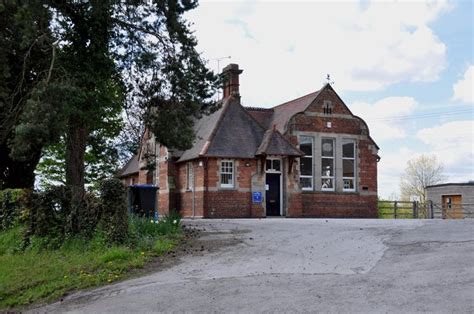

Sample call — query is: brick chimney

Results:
[221,63,243,98]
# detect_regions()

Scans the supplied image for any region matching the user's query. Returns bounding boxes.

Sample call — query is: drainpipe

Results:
[249,159,253,217]
[204,158,209,218]
[192,161,195,218]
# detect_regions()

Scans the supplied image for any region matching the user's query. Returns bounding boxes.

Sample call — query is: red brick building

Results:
[119,64,380,218]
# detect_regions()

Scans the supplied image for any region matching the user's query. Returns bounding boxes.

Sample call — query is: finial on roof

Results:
[326,74,334,85]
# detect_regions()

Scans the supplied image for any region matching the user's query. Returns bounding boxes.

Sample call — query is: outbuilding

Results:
[426,182,474,219]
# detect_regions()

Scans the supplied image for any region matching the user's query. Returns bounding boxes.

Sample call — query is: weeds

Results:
[0,213,182,309]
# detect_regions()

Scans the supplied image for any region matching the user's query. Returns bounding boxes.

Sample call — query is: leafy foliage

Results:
[2,1,217,236]
[36,135,121,189]
[0,189,29,230]
[99,178,128,244]
[23,185,100,248]
[0,1,55,188]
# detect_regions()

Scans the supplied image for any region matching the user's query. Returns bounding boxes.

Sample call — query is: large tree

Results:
[400,154,446,202]
[0,1,55,189]
[42,0,216,233]
[2,1,217,233]
[0,0,218,236]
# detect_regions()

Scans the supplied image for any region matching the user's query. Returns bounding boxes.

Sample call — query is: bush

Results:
[99,178,128,244]
[22,186,101,249]
[15,179,129,249]
[0,189,29,231]
[3,179,179,250]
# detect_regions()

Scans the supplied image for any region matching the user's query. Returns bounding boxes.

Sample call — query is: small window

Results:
[266,159,281,172]
[186,162,193,190]
[323,100,333,115]
[299,136,313,190]
[220,160,234,188]
[342,139,356,192]
[321,138,335,191]
[146,170,154,185]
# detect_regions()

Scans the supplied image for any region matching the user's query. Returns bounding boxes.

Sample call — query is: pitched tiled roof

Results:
[256,128,304,157]
[272,89,322,133]
[204,98,266,158]
[117,154,139,177]
[177,99,228,162]
[245,107,274,129]
[138,83,378,165]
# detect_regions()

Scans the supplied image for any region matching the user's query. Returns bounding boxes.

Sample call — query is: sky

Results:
[185,0,474,198]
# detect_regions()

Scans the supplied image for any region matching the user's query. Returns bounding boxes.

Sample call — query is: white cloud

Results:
[452,65,474,103]
[187,0,450,106]
[417,120,474,180]
[373,119,474,198]
[378,146,420,198]
[350,96,418,141]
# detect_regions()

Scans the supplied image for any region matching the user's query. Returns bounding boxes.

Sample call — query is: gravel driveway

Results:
[34,219,474,313]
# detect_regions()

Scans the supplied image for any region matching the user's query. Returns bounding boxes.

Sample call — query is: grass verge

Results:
[0,215,181,309]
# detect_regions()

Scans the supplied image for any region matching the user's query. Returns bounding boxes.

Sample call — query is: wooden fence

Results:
[378,201,474,219]
[431,203,474,219]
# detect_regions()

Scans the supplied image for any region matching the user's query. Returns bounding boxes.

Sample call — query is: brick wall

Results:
[206,158,258,218]
[173,158,263,218]
[175,160,205,217]
[156,145,178,217]
[301,193,378,218]
[207,191,252,218]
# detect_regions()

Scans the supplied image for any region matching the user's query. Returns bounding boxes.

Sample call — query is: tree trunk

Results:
[65,115,88,235]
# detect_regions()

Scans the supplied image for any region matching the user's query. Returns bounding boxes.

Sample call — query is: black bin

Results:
[128,185,159,220]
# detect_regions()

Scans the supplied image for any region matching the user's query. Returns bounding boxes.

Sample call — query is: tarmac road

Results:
[33,219,474,313]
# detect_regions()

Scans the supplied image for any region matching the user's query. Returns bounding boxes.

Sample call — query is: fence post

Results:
[429,201,434,219]
[394,201,398,219]
[412,201,417,219]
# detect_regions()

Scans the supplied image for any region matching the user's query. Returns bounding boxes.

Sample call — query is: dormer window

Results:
[323,100,333,115]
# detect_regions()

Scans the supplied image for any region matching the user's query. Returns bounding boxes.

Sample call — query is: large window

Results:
[321,138,335,191]
[220,160,234,188]
[299,136,313,190]
[342,139,356,191]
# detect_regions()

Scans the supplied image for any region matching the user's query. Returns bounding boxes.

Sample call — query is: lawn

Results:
[0,216,180,309]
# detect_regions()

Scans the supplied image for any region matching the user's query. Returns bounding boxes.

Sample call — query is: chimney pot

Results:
[221,63,243,99]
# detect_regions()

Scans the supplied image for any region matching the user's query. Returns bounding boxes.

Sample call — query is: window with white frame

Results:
[299,136,313,190]
[266,158,281,172]
[186,162,193,190]
[220,160,234,188]
[321,138,335,191]
[342,139,356,191]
